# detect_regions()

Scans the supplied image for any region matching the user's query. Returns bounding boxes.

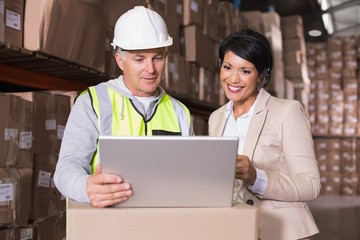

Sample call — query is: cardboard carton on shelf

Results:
[0,0,24,48]
[0,93,34,168]
[0,167,33,228]
[10,91,71,156]
[24,0,105,72]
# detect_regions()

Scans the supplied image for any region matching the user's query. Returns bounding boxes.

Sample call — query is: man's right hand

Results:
[86,164,133,208]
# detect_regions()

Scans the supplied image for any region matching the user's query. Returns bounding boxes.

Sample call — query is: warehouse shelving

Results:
[0,43,219,118]
[0,43,107,90]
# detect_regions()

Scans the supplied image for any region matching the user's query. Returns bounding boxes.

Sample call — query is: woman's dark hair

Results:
[218,28,273,88]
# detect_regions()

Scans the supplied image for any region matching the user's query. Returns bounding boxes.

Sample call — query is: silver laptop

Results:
[99,136,238,208]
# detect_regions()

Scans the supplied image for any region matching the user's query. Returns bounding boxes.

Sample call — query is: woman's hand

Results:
[235,155,257,185]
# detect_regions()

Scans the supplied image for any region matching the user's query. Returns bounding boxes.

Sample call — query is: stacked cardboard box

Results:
[314,80,331,135]
[306,34,360,196]
[164,53,188,96]
[0,93,35,238]
[0,91,73,239]
[183,25,217,71]
[186,62,200,100]
[281,15,310,103]
[191,114,208,135]
[314,138,342,195]
[314,137,360,196]
[24,0,105,73]
[306,36,359,137]
[0,94,34,168]
[343,79,358,136]
[199,66,218,104]
[32,211,66,240]
[203,0,219,42]
[181,0,219,104]
[182,0,205,28]
[262,11,286,98]
[329,89,344,135]
[13,92,70,218]
[0,0,24,48]
[217,1,239,40]
[241,10,264,34]
[341,138,358,195]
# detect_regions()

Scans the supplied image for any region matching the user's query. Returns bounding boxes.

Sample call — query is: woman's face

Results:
[219,50,260,106]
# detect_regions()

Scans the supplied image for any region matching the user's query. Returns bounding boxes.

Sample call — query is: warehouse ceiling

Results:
[238,0,360,42]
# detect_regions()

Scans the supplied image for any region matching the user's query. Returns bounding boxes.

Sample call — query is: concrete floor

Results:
[307,195,360,240]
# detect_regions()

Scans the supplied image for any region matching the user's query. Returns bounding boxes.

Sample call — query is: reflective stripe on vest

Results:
[88,84,191,172]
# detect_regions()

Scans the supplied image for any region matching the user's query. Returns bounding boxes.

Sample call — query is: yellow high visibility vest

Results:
[87,84,191,172]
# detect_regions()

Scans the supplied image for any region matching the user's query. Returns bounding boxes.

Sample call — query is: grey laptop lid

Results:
[99,136,238,208]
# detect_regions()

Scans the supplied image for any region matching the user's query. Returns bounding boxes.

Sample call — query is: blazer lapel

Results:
[213,105,228,136]
[243,89,270,160]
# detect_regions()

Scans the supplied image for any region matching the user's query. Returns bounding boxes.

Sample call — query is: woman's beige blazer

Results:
[209,89,321,240]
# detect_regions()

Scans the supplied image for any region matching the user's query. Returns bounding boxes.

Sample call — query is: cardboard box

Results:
[283,37,306,53]
[281,15,304,39]
[217,1,238,39]
[161,14,181,55]
[240,11,264,34]
[262,11,281,33]
[0,227,34,240]
[183,0,205,27]
[183,25,216,71]
[320,172,341,195]
[0,167,33,228]
[30,154,58,219]
[166,0,183,19]
[0,228,12,240]
[284,63,309,80]
[24,0,105,72]
[147,0,166,13]
[0,0,24,47]
[0,93,34,168]
[203,3,219,41]
[199,66,218,104]
[33,211,66,240]
[14,227,34,239]
[192,114,208,136]
[11,91,71,155]
[148,0,183,19]
[186,62,200,100]
[165,53,187,95]
[67,200,258,240]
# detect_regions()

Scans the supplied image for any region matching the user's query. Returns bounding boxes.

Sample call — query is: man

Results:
[54,6,193,208]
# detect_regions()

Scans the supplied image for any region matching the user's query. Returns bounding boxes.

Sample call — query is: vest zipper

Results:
[144,114,148,136]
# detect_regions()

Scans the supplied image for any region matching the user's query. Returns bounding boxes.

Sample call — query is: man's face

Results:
[115,47,167,97]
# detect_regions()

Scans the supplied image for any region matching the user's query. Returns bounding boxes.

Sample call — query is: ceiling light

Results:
[308,30,323,37]
[322,13,334,34]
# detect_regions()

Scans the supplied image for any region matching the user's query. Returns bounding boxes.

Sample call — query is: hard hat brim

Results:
[111,38,173,50]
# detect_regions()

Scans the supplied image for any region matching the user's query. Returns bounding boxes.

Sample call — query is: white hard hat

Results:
[111,6,173,50]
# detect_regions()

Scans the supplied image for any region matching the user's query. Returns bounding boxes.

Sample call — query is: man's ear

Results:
[115,52,124,71]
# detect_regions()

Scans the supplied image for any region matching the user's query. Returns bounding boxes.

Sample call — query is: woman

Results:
[208,29,321,240]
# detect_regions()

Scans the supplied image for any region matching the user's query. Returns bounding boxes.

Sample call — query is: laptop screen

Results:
[99,136,238,208]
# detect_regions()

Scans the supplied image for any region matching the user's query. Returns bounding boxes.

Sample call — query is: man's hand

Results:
[235,155,257,185]
[86,164,133,208]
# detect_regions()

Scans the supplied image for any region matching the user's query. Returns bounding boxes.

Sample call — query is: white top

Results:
[223,100,268,202]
